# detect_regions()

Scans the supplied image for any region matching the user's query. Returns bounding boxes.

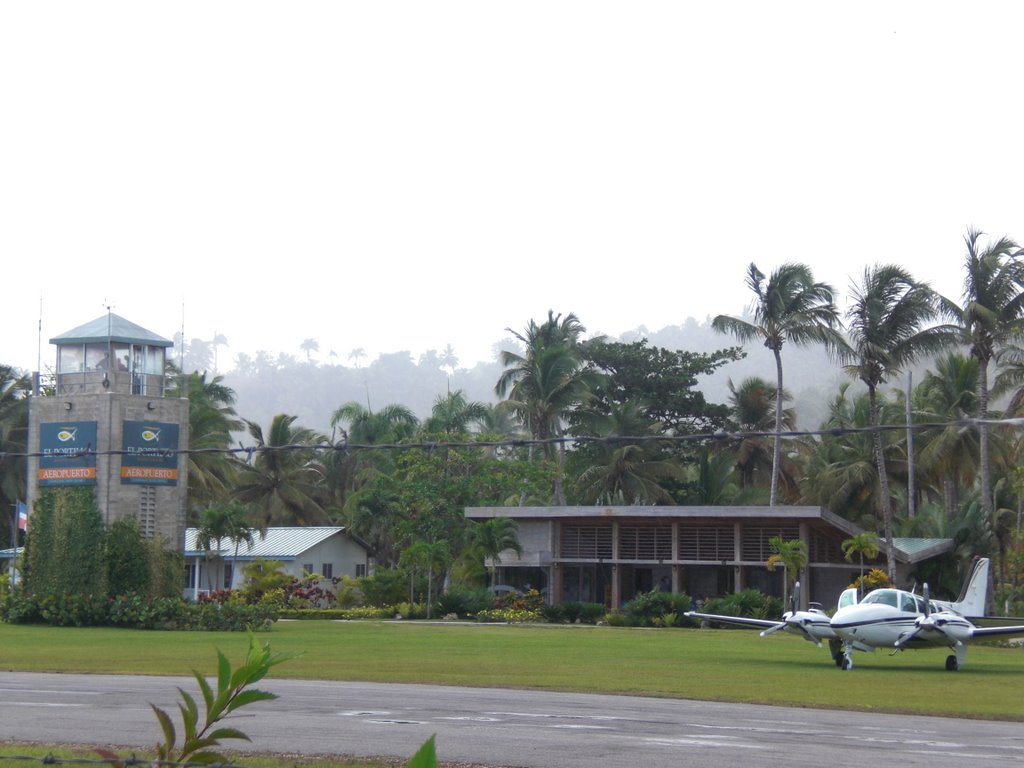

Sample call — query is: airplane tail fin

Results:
[950,557,989,617]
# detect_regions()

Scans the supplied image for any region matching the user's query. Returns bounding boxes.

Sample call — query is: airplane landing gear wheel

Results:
[841,655,853,671]
[834,653,843,668]
[946,654,959,671]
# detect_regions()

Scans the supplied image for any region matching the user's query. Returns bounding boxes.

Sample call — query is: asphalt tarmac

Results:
[0,672,1022,767]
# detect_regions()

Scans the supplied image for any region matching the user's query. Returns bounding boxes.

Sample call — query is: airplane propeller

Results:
[759,581,823,646]
[895,583,957,649]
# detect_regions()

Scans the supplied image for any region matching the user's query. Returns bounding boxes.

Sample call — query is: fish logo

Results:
[141,428,161,442]
[57,428,78,442]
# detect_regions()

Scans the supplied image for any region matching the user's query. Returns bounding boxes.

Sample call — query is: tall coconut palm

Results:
[167,371,244,515]
[713,263,844,506]
[943,227,1024,518]
[916,352,981,519]
[495,311,597,504]
[726,376,796,494]
[233,414,330,527]
[844,264,957,579]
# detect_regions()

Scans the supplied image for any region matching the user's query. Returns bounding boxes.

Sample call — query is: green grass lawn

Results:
[1,619,1023,720]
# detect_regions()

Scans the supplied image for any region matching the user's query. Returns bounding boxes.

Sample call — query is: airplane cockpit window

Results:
[901,593,919,612]
[862,589,899,608]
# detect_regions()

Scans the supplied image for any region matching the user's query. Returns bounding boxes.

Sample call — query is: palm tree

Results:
[167,371,244,515]
[439,344,459,378]
[233,414,330,527]
[0,365,30,537]
[916,353,981,519]
[726,376,796,494]
[348,348,366,368]
[329,401,419,505]
[766,536,808,608]
[800,383,880,526]
[400,539,452,618]
[211,332,228,374]
[844,264,957,579]
[495,311,597,504]
[841,532,880,598]
[300,338,319,361]
[571,400,683,505]
[421,390,489,436]
[713,263,844,506]
[467,517,523,588]
[331,401,419,445]
[195,501,256,590]
[944,227,1024,518]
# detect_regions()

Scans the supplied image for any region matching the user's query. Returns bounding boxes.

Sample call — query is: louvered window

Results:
[741,526,800,561]
[619,526,673,560]
[679,526,734,561]
[138,486,157,538]
[560,525,613,559]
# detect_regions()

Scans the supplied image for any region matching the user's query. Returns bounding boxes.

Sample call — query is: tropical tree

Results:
[331,401,419,445]
[801,383,882,527]
[766,535,808,608]
[725,376,796,495]
[466,516,523,588]
[233,414,330,527]
[713,263,845,506]
[195,503,233,591]
[841,531,880,598]
[166,371,244,515]
[495,311,597,504]
[0,364,30,545]
[570,400,683,505]
[194,501,256,591]
[348,348,366,368]
[843,264,956,579]
[943,227,1024,518]
[300,338,319,362]
[399,539,452,618]
[421,390,489,436]
[439,344,459,378]
[916,353,981,519]
[329,401,420,505]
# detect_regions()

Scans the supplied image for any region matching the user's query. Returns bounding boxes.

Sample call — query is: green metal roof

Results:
[892,537,953,562]
[50,313,173,347]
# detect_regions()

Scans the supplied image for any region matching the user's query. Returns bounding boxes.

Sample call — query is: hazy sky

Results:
[3,2,1022,374]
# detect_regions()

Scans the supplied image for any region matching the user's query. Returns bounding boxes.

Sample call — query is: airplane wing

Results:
[683,610,784,631]
[971,623,1024,640]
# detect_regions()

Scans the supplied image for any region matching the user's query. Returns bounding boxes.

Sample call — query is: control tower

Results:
[26,312,189,545]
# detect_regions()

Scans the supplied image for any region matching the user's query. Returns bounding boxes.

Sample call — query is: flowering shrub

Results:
[474,607,542,623]
[852,568,891,593]
[493,589,545,612]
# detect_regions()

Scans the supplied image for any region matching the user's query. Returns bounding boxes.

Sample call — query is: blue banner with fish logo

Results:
[38,421,98,485]
[121,421,180,485]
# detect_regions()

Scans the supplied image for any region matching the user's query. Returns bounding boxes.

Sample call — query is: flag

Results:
[16,501,27,531]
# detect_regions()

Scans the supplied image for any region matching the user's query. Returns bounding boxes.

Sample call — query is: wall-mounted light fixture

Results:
[63,402,73,411]
[146,401,156,410]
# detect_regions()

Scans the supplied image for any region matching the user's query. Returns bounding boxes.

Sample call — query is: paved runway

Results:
[0,672,1022,767]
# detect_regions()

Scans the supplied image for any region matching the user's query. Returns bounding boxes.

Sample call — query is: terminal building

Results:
[26,313,189,545]
[465,505,951,610]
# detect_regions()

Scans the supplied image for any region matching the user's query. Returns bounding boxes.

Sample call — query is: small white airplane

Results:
[685,557,1024,671]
